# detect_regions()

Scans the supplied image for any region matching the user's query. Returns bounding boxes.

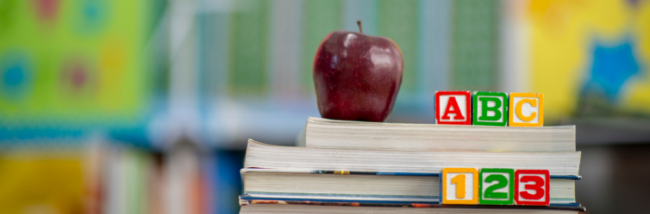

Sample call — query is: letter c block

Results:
[435,91,472,125]
[509,93,544,127]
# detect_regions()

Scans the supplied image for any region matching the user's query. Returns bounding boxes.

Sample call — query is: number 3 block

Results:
[479,168,514,205]
[441,168,479,204]
[515,169,550,206]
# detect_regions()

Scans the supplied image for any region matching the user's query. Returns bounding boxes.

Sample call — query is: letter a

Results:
[442,97,465,120]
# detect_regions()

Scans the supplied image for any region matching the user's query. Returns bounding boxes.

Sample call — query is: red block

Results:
[435,91,472,125]
[514,169,550,206]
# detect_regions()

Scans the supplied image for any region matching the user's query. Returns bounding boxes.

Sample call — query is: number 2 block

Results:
[473,92,508,126]
[479,168,514,205]
[441,168,479,204]
[515,169,550,206]
[435,91,472,125]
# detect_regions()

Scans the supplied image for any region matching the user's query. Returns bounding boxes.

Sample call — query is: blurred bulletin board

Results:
[527,0,650,120]
[0,0,156,133]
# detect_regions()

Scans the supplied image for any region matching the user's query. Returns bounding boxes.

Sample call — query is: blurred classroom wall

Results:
[0,0,649,213]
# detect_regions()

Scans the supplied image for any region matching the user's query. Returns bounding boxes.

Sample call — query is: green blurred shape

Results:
[451,0,499,91]
[228,0,270,96]
[377,0,419,93]
[0,0,154,126]
[301,0,342,95]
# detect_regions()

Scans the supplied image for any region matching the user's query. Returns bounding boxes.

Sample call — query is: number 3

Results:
[514,169,550,206]
[519,176,544,199]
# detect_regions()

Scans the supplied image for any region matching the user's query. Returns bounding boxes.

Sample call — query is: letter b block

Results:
[509,93,544,127]
[435,91,472,125]
[473,92,508,126]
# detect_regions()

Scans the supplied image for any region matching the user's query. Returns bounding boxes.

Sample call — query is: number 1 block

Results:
[473,92,508,126]
[479,168,514,205]
[441,168,479,204]
[515,169,550,206]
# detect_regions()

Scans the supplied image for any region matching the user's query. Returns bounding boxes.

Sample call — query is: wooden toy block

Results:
[479,168,514,205]
[514,169,550,206]
[509,93,544,127]
[441,168,479,205]
[435,91,472,125]
[473,92,508,126]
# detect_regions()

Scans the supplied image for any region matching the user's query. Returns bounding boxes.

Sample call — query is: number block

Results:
[509,93,544,127]
[515,169,550,206]
[473,92,508,126]
[435,91,472,125]
[479,168,514,205]
[441,168,479,204]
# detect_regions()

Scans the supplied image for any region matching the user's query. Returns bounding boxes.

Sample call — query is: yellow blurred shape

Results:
[527,0,650,120]
[0,153,84,214]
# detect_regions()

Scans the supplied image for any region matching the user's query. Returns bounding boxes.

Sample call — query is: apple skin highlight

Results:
[313,30,404,122]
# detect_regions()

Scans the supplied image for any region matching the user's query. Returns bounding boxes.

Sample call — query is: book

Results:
[304,117,575,152]
[241,168,578,205]
[244,139,581,176]
[239,201,586,214]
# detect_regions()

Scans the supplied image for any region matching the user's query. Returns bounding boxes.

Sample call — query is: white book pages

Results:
[305,117,575,152]
[245,139,581,176]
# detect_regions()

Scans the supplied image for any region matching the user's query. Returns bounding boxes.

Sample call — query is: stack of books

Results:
[238,117,585,214]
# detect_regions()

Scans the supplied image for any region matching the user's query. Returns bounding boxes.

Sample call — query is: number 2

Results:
[484,174,507,199]
[479,168,514,205]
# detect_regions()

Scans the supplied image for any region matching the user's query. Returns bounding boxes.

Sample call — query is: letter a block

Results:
[441,168,479,205]
[435,91,472,125]
[473,92,508,126]
[509,93,544,127]
[514,169,550,206]
[479,168,514,205]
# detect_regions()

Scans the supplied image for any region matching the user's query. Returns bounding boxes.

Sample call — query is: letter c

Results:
[515,99,537,122]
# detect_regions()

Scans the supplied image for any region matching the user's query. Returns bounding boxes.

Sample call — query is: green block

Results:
[472,91,508,126]
[479,168,514,205]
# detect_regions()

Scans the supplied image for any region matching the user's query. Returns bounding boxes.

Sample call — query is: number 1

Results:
[441,168,478,205]
[451,174,466,199]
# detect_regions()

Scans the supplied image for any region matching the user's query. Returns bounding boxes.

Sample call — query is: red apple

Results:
[313,22,404,122]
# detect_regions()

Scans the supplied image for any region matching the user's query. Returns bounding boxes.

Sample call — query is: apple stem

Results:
[356,20,363,34]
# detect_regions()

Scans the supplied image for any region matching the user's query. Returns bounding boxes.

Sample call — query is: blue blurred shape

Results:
[3,63,24,87]
[1,53,29,96]
[584,38,641,101]
[79,0,107,33]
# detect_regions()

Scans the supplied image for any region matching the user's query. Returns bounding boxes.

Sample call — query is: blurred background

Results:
[0,0,649,213]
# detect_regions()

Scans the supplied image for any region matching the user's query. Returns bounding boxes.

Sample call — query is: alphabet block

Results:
[479,168,514,205]
[435,91,472,125]
[514,169,550,206]
[509,93,544,127]
[473,92,508,126]
[441,168,479,204]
